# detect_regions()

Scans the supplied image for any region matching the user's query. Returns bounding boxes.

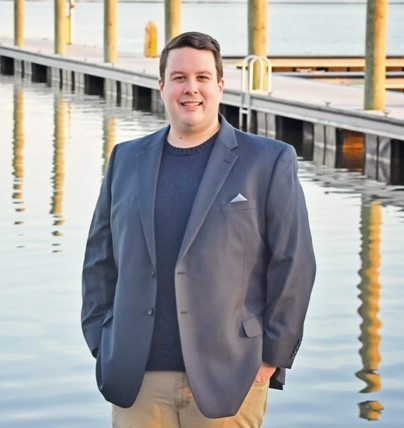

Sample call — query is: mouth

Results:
[180,101,203,107]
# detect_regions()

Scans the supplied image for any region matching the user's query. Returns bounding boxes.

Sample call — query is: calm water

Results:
[0,1,404,56]
[1,70,404,426]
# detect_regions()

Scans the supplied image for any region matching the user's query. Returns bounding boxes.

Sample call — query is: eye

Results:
[172,75,185,82]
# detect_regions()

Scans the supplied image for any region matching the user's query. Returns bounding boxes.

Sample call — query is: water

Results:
[1,67,404,426]
[1,1,404,56]
[0,76,167,427]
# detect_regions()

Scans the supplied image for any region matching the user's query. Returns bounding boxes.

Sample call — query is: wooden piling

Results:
[248,0,269,90]
[364,0,389,111]
[248,0,268,57]
[14,0,25,48]
[67,0,76,45]
[104,0,118,64]
[54,0,67,55]
[165,0,182,44]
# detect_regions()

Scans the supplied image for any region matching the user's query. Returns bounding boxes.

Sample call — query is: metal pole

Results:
[165,0,182,44]
[104,0,118,64]
[54,0,67,55]
[364,0,389,111]
[14,0,25,47]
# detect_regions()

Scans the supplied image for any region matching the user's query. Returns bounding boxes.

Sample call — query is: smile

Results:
[180,101,203,106]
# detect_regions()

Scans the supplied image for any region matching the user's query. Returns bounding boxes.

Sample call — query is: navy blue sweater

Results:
[146,136,215,371]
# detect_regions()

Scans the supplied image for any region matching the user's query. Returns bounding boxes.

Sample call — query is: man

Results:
[82,31,316,427]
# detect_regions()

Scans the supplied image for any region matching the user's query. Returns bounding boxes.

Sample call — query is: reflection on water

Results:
[356,201,383,420]
[0,76,403,427]
[50,94,67,246]
[336,130,365,174]
[12,85,26,226]
[287,118,404,188]
[102,115,117,175]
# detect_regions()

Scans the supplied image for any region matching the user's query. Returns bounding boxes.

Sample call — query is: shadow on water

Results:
[1,75,404,428]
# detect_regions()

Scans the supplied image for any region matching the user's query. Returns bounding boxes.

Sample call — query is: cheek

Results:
[161,86,180,102]
[160,90,171,106]
[205,88,223,103]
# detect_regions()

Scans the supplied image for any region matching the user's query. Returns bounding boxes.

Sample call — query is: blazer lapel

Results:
[136,127,168,264]
[177,118,238,263]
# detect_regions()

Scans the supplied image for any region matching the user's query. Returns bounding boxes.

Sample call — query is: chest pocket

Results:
[221,198,257,212]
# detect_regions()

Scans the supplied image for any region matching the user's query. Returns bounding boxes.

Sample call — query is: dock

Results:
[1,37,404,185]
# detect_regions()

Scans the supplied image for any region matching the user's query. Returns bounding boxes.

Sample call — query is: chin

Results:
[179,116,202,128]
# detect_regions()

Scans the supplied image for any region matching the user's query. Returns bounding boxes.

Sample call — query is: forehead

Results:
[166,47,217,73]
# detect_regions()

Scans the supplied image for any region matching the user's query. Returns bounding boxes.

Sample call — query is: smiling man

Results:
[159,46,223,147]
[81,32,316,428]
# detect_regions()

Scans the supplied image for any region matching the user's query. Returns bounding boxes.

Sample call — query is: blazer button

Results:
[147,307,154,316]
[151,270,156,277]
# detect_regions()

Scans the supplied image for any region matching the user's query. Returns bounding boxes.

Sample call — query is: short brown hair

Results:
[159,32,223,83]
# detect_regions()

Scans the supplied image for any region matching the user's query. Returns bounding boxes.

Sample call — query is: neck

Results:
[168,122,220,148]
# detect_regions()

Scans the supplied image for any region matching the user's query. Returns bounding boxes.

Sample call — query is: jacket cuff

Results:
[263,337,302,369]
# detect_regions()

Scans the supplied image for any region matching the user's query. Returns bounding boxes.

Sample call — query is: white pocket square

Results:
[230,193,248,203]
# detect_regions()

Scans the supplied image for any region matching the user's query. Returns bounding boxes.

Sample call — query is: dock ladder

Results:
[239,55,272,132]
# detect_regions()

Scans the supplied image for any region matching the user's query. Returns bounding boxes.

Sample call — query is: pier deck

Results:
[1,37,404,146]
[0,38,404,182]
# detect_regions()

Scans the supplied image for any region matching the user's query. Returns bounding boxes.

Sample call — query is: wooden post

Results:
[104,0,118,64]
[364,0,389,111]
[67,0,76,45]
[55,0,67,55]
[14,0,25,48]
[248,0,268,57]
[248,0,269,90]
[144,21,159,58]
[165,0,182,44]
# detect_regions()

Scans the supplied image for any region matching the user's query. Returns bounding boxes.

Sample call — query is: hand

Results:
[254,362,276,383]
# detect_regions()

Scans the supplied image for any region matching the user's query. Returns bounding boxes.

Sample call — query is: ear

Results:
[218,78,224,93]
[158,79,165,101]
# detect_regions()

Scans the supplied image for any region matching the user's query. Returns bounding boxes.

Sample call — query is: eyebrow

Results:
[169,70,213,77]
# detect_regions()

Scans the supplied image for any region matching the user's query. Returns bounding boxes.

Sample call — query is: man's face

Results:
[159,47,224,136]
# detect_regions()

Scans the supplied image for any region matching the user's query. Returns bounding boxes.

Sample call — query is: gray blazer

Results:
[81,115,316,418]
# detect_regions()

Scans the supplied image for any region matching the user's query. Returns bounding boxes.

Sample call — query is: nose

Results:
[184,78,198,94]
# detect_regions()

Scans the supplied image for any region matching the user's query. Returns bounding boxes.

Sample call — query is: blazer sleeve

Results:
[81,146,118,357]
[262,144,316,370]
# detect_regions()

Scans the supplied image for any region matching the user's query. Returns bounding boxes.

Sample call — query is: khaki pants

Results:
[112,371,269,428]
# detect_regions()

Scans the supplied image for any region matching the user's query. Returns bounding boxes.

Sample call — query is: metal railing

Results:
[239,55,272,132]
